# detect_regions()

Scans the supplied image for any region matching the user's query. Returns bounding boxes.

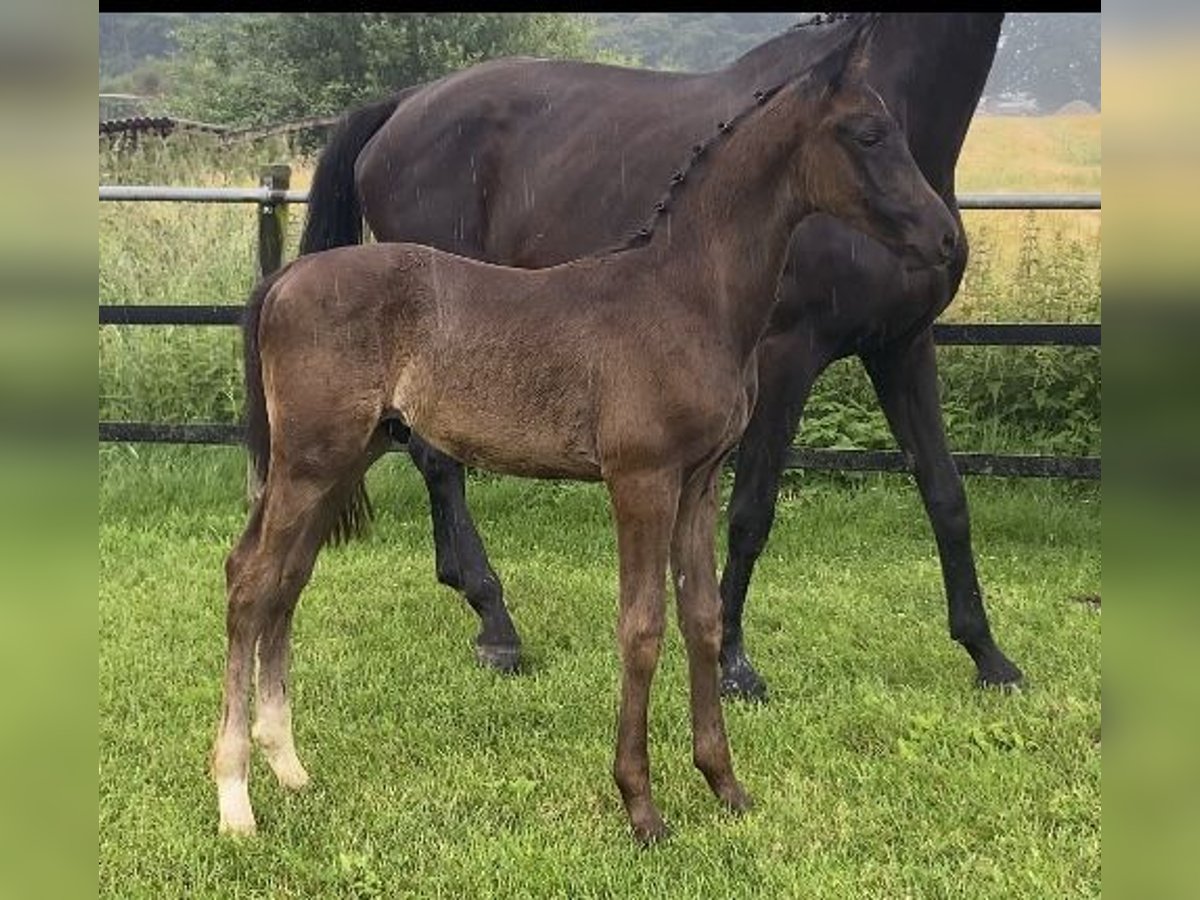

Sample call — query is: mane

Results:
[603,13,870,257]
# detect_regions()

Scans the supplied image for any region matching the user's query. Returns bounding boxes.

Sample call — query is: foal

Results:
[213,18,957,842]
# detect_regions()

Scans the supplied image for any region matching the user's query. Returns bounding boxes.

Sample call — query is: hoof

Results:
[975,651,1024,691]
[977,671,1024,693]
[268,755,310,791]
[216,784,257,837]
[720,782,754,815]
[720,653,769,703]
[218,813,258,838]
[631,812,671,846]
[475,642,521,674]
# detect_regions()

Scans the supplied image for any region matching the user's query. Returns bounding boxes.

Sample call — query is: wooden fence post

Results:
[256,163,291,279]
[248,163,291,502]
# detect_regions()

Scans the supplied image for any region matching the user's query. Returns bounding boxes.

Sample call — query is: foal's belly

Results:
[392,360,602,481]
[419,416,603,481]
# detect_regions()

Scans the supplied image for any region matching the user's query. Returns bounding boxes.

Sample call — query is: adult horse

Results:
[298,13,1023,698]
[215,17,958,839]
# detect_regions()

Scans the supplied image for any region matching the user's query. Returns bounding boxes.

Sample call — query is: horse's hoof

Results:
[631,812,671,846]
[217,805,257,838]
[720,782,754,815]
[269,755,310,791]
[976,653,1024,691]
[720,656,769,703]
[475,642,521,674]
[216,780,257,837]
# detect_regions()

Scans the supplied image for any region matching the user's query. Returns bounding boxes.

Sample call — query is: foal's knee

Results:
[618,619,665,671]
[680,600,722,658]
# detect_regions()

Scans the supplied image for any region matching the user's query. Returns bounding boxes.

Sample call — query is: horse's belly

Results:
[394,377,601,480]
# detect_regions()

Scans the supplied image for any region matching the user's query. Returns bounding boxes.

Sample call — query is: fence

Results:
[98,166,1102,479]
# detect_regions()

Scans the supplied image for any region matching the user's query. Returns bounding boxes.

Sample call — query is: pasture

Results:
[100,449,1100,897]
[99,112,1101,896]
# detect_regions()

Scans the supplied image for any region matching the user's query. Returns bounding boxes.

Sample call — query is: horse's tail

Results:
[299,90,412,255]
[242,266,375,547]
[242,269,282,489]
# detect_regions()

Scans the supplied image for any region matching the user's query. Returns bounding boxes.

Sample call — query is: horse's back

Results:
[356,57,727,265]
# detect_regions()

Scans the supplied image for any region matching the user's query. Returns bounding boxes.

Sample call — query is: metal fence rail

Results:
[96,421,1100,479]
[98,169,1101,479]
[95,303,1101,347]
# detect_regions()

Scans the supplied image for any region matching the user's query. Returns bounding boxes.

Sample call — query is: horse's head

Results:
[793,15,959,269]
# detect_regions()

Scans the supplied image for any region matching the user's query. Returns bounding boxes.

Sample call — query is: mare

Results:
[213,18,958,841]
[298,13,1023,699]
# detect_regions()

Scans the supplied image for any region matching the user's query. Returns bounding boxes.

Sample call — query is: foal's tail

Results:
[241,270,374,547]
[299,89,415,255]
[242,271,281,491]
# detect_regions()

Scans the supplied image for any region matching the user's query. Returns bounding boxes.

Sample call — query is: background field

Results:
[99,113,1101,897]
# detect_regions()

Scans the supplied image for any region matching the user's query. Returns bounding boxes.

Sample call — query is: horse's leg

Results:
[608,469,680,844]
[213,473,331,835]
[672,462,751,812]
[252,599,309,790]
[211,500,271,836]
[719,334,822,701]
[252,443,384,791]
[214,419,382,835]
[863,330,1023,687]
[408,433,521,672]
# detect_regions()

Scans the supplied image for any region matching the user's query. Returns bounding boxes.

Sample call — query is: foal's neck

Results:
[636,86,821,359]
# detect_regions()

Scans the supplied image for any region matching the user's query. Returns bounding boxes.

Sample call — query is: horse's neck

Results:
[724,19,859,90]
[641,94,814,359]
[868,14,1004,193]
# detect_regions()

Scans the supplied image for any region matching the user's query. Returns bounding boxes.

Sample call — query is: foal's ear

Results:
[846,16,877,81]
[832,14,878,92]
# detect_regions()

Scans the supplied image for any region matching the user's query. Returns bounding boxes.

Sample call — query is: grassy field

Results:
[100,447,1100,898]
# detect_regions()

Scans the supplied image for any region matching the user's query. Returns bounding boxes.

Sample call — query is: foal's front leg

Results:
[607,470,680,844]
[673,463,751,812]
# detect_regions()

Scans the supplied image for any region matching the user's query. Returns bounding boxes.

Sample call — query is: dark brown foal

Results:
[212,16,958,842]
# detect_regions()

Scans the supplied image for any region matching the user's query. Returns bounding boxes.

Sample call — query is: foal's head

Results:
[792,16,959,269]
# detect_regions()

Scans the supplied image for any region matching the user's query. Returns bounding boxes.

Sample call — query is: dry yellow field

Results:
[959,114,1101,193]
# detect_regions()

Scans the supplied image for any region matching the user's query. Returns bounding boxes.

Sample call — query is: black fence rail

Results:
[99,168,1101,480]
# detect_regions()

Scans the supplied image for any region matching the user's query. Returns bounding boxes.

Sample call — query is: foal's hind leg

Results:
[253,444,386,793]
[214,447,378,835]
[212,502,272,836]
[673,463,751,813]
[408,434,521,672]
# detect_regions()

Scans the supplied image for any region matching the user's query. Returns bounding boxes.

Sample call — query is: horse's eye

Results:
[855,131,883,148]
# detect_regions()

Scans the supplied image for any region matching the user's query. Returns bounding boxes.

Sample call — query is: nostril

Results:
[940,229,957,259]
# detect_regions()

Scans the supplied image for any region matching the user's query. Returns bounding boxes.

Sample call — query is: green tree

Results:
[591,13,804,72]
[166,13,627,127]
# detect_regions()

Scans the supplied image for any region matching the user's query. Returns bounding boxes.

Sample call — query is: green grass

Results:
[99,447,1100,898]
